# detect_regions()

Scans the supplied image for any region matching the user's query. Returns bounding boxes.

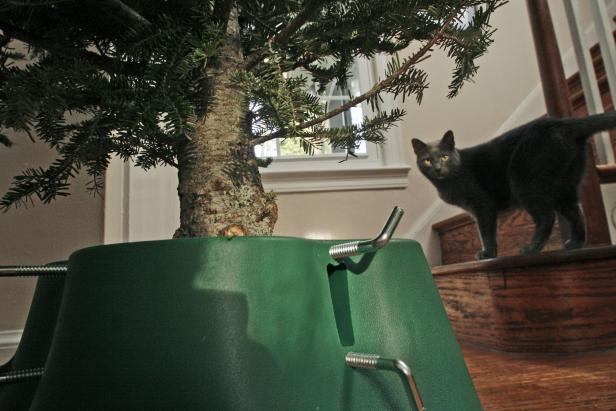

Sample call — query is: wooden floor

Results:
[462,346,616,411]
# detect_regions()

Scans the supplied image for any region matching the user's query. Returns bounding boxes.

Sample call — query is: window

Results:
[257,55,411,193]
[254,62,367,159]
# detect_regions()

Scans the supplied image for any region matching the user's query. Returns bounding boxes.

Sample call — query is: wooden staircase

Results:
[431,13,616,411]
[570,27,616,183]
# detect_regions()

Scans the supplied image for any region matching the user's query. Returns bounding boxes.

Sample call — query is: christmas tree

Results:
[0,0,504,237]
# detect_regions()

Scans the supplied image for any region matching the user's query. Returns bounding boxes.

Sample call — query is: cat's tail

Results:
[564,110,616,140]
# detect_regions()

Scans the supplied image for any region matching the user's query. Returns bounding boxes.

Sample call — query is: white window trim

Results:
[259,54,411,193]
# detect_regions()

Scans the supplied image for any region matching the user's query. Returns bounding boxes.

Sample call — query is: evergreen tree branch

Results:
[0,20,143,75]
[243,0,327,70]
[0,1,505,213]
[0,132,12,147]
[92,0,151,28]
[250,11,457,146]
[0,0,72,9]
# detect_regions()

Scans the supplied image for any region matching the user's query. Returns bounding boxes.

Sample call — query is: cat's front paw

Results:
[520,244,540,255]
[564,239,584,250]
[475,249,496,260]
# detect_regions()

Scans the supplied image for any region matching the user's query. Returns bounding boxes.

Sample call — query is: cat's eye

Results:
[423,159,432,165]
[441,155,449,161]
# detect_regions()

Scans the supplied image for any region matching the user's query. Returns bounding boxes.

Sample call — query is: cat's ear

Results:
[411,138,427,154]
[441,130,455,150]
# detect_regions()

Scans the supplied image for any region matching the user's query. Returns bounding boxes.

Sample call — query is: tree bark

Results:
[175,7,277,238]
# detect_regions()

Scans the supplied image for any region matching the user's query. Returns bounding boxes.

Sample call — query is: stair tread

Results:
[432,244,616,275]
[596,163,616,173]
[597,164,616,184]
[432,212,473,232]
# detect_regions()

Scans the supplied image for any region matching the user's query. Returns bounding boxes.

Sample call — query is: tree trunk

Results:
[174,7,277,238]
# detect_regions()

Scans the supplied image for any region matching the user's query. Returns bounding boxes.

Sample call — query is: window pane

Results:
[255,60,368,159]
[279,138,308,156]
[254,139,278,157]
[332,86,345,97]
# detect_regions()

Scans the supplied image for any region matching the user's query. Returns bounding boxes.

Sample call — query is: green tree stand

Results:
[6,238,481,410]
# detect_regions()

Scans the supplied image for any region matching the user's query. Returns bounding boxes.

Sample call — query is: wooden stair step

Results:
[596,163,616,184]
[432,209,564,265]
[432,245,616,353]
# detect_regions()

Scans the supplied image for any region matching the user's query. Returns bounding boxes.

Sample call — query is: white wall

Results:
[0,133,104,363]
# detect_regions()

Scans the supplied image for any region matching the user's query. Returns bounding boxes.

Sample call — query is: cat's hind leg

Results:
[556,202,586,250]
[521,205,555,255]
[473,208,498,260]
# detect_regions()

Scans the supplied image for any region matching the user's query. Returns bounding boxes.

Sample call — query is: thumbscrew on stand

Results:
[329,206,404,259]
[346,352,425,411]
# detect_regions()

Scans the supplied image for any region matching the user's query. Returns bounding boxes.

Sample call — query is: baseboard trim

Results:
[0,330,23,350]
[406,199,445,239]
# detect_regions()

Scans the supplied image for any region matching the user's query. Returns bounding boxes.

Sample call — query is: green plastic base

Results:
[27,237,480,410]
[0,275,65,411]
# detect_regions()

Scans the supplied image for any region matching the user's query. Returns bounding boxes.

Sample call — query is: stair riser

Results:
[436,209,563,265]
[434,257,616,353]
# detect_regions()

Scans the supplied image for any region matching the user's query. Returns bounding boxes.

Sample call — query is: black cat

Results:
[412,111,616,260]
